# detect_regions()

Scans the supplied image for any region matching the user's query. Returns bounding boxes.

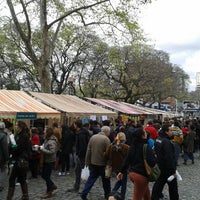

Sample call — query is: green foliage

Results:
[1,0,191,104]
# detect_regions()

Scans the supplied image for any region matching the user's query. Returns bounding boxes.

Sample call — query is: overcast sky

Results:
[138,0,200,91]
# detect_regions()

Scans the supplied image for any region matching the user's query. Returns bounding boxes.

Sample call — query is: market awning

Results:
[122,102,176,118]
[29,92,117,118]
[87,98,150,115]
[122,102,161,115]
[0,90,60,119]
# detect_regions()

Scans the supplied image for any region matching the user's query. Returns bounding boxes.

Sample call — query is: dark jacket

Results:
[183,130,196,153]
[120,139,156,177]
[0,130,9,166]
[155,131,176,175]
[126,125,136,145]
[10,130,31,162]
[75,128,89,159]
[61,126,75,155]
[92,125,101,135]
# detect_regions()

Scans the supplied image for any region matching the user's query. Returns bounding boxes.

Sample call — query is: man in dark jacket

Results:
[67,119,89,193]
[125,120,136,145]
[0,122,9,192]
[58,125,75,175]
[151,124,179,200]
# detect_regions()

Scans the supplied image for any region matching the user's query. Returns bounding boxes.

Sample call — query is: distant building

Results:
[196,72,200,89]
[161,97,176,111]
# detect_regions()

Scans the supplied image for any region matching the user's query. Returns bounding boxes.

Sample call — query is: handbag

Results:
[143,144,160,182]
[17,158,29,171]
[105,165,112,178]
[105,144,113,178]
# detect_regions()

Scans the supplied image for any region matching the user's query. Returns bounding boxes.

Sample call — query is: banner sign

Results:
[16,112,37,120]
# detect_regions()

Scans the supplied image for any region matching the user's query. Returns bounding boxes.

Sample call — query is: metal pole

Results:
[175,99,178,116]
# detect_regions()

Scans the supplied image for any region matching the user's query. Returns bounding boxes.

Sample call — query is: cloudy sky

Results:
[138,0,200,91]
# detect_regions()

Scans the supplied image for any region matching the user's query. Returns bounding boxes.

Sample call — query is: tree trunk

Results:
[39,0,51,93]
[38,62,51,93]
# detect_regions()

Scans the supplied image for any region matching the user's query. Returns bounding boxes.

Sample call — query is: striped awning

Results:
[0,90,60,119]
[122,102,161,115]
[87,98,174,116]
[87,98,149,115]
[29,92,117,118]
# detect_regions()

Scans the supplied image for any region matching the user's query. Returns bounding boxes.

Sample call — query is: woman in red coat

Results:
[29,127,41,178]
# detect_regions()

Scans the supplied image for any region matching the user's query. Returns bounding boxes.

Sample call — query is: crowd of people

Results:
[0,116,200,200]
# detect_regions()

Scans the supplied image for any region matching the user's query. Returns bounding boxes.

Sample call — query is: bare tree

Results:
[77,43,190,105]
[6,0,150,93]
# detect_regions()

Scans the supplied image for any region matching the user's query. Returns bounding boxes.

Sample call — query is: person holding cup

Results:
[33,127,58,199]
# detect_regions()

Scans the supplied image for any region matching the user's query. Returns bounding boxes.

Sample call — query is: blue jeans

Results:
[112,172,127,200]
[184,152,194,162]
[41,162,55,192]
[174,143,180,166]
[81,165,111,198]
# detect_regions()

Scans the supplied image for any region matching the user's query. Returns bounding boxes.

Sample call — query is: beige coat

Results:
[85,132,110,166]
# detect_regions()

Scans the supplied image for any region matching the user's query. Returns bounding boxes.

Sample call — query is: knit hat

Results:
[0,121,5,129]
[116,132,126,141]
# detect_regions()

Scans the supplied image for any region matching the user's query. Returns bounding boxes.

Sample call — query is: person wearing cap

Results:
[144,121,159,141]
[104,132,129,200]
[0,121,9,192]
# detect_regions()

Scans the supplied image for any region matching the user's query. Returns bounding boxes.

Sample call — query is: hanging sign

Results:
[16,112,37,120]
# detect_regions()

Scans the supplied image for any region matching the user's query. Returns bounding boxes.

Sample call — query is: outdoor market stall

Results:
[86,98,151,124]
[0,90,61,128]
[29,92,117,125]
[86,98,174,124]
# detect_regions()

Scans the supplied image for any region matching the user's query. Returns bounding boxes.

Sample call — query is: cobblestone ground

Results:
[1,153,200,200]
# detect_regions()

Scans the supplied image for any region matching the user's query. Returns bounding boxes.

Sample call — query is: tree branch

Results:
[50,20,63,58]
[19,0,31,40]
[6,0,39,67]
[48,0,109,28]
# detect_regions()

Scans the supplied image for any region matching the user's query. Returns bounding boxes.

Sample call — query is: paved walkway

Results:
[1,153,200,200]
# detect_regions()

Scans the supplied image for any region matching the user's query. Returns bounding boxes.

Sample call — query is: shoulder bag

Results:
[143,144,160,182]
